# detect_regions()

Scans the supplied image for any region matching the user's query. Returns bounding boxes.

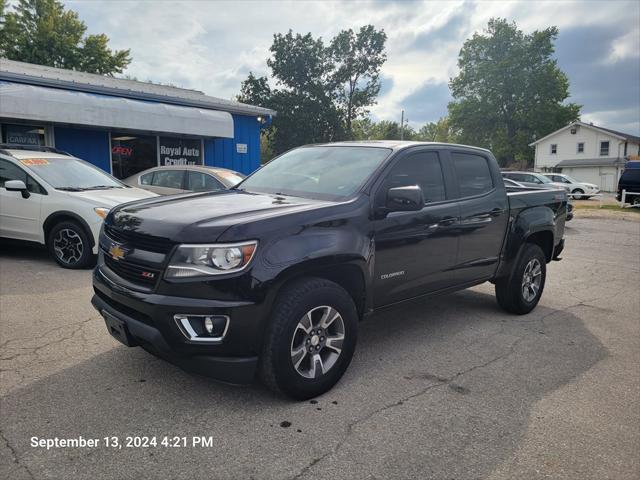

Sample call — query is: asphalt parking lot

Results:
[1,216,638,480]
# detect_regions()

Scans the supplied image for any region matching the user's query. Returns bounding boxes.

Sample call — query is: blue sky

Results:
[64,0,639,135]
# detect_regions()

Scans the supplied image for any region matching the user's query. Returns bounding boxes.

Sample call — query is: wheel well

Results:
[526,230,554,262]
[43,212,95,248]
[282,264,367,320]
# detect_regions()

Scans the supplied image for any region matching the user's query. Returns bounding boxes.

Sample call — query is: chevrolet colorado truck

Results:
[92,141,567,400]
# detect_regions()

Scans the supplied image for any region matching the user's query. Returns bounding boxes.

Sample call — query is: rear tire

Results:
[495,243,546,315]
[259,277,358,400]
[47,221,94,269]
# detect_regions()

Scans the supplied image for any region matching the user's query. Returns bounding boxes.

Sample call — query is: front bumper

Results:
[92,267,263,384]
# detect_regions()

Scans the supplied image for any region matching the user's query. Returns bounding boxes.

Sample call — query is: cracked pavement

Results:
[1,217,639,480]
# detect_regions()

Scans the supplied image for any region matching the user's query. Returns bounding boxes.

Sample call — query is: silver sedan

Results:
[123,165,245,195]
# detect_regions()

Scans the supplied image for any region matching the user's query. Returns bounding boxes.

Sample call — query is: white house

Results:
[530,121,640,192]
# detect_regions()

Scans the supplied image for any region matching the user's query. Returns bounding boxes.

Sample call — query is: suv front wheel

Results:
[259,277,358,400]
[47,221,94,269]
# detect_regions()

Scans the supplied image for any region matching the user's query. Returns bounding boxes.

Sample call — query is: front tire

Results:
[495,243,546,315]
[47,221,94,269]
[572,188,585,200]
[259,277,358,400]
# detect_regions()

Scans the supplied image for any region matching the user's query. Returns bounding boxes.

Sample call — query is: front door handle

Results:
[439,217,457,227]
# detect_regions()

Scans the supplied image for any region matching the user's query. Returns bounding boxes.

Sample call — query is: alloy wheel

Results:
[521,258,542,302]
[290,306,345,379]
[53,228,84,265]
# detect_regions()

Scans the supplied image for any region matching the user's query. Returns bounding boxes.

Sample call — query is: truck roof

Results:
[310,140,493,154]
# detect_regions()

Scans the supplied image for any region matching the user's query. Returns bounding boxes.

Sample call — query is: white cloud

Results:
[65,0,639,134]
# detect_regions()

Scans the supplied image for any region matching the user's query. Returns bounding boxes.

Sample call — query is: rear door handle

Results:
[490,208,504,217]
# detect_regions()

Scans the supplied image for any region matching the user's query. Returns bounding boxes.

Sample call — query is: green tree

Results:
[448,18,580,167]
[352,118,416,141]
[330,25,387,138]
[416,117,458,143]
[238,25,387,155]
[0,0,131,75]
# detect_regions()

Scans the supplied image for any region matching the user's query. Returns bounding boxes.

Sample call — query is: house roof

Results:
[0,58,276,117]
[529,121,640,146]
[556,157,628,167]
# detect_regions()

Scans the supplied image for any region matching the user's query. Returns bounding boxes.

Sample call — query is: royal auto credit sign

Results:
[159,137,202,166]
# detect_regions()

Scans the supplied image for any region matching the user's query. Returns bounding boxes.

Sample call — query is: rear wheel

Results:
[495,243,546,315]
[47,221,94,269]
[259,277,358,400]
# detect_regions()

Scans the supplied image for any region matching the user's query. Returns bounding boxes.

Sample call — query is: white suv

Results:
[543,173,600,200]
[0,146,156,268]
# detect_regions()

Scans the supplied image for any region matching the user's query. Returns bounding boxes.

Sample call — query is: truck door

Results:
[450,151,508,283]
[372,149,460,307]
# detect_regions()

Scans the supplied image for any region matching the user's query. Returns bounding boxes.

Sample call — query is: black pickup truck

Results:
[92,141,567,399]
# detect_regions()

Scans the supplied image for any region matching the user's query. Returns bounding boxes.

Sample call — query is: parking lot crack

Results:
[0,428,35,480]
[291,335,525,479]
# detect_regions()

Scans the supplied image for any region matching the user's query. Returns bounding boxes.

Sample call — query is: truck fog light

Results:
[204,316,214,334]
[174,314,229,343]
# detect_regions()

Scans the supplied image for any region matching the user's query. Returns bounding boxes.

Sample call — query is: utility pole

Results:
[400,110,405,140]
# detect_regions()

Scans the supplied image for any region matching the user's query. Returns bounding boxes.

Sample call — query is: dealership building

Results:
[0,59,275,178]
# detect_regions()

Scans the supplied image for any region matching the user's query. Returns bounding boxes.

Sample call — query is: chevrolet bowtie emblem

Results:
[108,244,126,261]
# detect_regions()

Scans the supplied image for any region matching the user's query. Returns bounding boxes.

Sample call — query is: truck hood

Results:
[107,190,335,243]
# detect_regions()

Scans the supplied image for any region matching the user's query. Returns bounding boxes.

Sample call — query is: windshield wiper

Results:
[56,187,86,191]
[84,185,121,190]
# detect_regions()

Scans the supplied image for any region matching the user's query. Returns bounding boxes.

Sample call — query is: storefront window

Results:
[110,132,157,179]
[1,124,46,146]
[159,137,202,166]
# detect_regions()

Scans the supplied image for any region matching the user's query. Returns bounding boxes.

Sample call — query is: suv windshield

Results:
[18,156,124,190]
[238,146,392,200]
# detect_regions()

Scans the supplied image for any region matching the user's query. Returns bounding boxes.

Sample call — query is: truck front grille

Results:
[104,224,173,254]
[104,255,160,287]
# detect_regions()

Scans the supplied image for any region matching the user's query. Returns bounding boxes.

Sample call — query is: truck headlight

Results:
[166,241,257,278]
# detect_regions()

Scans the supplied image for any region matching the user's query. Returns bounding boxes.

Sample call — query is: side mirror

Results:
[5,180,30,198]
[386,185,424,212]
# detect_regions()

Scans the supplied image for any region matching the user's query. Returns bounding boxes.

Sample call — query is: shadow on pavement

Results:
[0,289,607,480]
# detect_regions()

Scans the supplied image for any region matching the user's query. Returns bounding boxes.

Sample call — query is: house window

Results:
[550,144,557,154]
[577,142,584,153]
[600,141,610,156]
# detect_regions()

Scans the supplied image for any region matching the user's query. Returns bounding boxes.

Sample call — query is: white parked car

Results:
[501,171,571,193]
[543,173,600,200]
[0,146,156,268]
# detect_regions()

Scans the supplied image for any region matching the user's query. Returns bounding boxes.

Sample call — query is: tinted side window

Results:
[152,170,184,189]
[0,159,27,186]
[383,151,446,204]
[187,171,224,192]
[0,159,45,194]
[452,153,494,197]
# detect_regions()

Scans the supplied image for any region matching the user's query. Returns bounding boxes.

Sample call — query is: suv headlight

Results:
[166,241,257,278]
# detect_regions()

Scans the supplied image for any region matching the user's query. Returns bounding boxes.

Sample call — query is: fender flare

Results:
[42,211,96,249]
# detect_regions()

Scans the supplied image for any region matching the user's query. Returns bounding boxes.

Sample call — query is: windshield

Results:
[18,157,124,190]
[238,146,392,200]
